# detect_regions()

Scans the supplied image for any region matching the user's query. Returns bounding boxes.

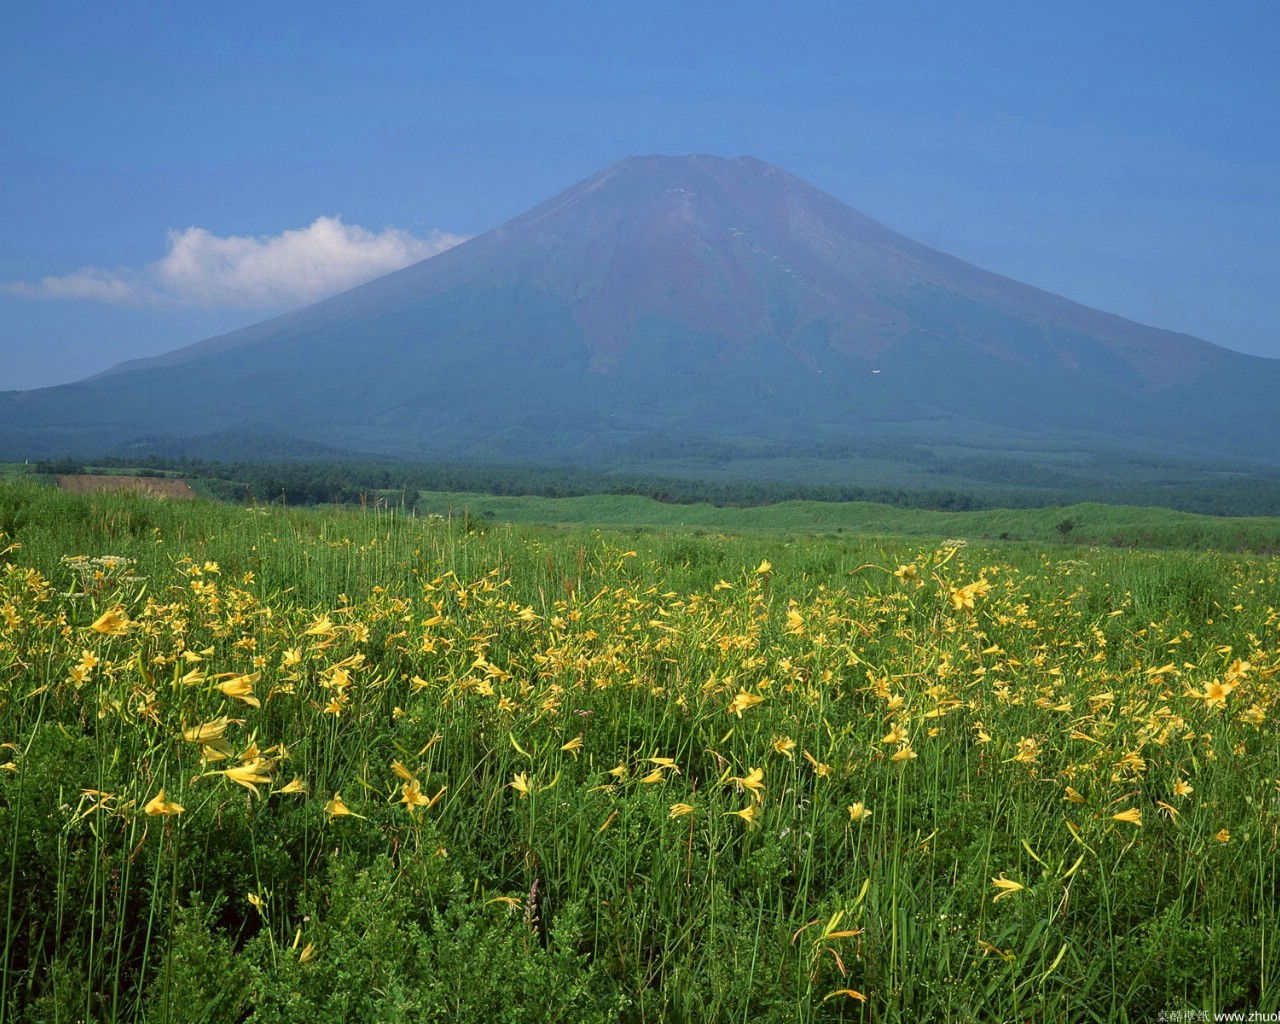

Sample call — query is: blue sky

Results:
[3,1,1277,390]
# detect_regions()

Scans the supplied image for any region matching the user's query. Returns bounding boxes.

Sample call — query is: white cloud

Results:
[5,216,467,309]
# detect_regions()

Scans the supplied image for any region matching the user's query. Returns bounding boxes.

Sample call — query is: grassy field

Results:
[409,490,1280,552]
[1,478,1279,1021]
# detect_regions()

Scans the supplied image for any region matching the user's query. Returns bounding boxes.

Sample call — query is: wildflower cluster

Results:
[0,491,1277,1020]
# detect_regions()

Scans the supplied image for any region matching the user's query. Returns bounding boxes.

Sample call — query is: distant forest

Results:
[29,452,1280,517]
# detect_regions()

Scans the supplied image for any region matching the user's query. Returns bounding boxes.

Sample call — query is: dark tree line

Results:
[37,451,1277,518]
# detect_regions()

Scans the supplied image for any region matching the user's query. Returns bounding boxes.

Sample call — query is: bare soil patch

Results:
[56,475,195,500]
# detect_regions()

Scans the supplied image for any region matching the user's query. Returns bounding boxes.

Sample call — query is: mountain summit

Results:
[3,154,1278,466]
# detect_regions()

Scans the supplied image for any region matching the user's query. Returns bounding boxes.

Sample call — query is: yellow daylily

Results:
[728,767,765,802]
[991,874,1025,901]
[89,607,130,635]
[726,805,759,827]
[143,789,185,816]
[727,691,764,717]
[1157,800,1180,821]
[182,716,232,745]
[401,778,432,809]
[222,759,273,797]
[324,792,365,820]
[304,615,337,637]
[401,779,446,812]
[1202,679,1235,708]
[803,750,831,777]
[217,673,260,707]
[950,580,990,612]
[881,724,907,745]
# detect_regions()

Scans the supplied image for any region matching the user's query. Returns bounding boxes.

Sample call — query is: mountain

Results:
[3,154,1279,472]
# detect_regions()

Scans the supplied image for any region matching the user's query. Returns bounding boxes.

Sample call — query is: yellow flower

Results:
[881,724,907,745]
[754,559,772,576]
[1214,828,1231,843]
[640,768,666,784]
[893,564,918,582]
[274,776,307,795]
[1063,786,1086,805]
[223,758,273,798]
[1225,658,1251,682]
[1173,780,1193,798]
[772,736,796,758]
[304,615,337,637]
[891,744,917,762]
[217,673,260,707]
[143,789,185,816]
[803,750,831,777]
[949,578,991,610]
[1112,807,1143,827]
[726,805,759,827]
[1113,750,1145,774]
[400,778,432,809]
[198,739,235,762]
[728,767,765,802]
[991,874,1025,901]
[668,802,695,819]
[182,716,232,745]
[560,736,584,759]
[324,792,364,820]
[727,691,764,717]
[510,772,532,798]
[847,802,871,823]
[89,607,130,635]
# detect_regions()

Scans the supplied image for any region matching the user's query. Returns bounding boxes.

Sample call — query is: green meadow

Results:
[1,477,1279,1021]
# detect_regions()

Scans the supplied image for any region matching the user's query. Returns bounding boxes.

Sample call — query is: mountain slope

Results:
[2,154,1278,467]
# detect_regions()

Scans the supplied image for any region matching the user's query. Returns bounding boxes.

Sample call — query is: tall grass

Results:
[0,478,1278,1020]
